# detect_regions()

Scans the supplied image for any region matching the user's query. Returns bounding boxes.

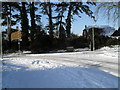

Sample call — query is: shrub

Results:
[70,36,89,48]
[106,38,119,46]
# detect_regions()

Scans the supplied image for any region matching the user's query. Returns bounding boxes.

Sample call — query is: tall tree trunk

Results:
[48,2,53,38]
[65,3,72,47]
[7,5,12,49]
[21,2,29,50]
[30,2,36,42]
[66,3,72,39]
[59,11,65,40]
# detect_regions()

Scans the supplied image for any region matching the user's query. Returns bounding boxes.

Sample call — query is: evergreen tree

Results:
[2,2,20,49]
[21,2,29,50]
[29,2,36,42]
[66,2,96,39]
[40,2,54,38]
[54,2,67,40]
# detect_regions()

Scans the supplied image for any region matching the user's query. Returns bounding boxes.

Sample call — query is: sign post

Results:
[16,26,21,55]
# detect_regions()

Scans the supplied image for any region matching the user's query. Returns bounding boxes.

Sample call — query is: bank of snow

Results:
[2,45,119,88]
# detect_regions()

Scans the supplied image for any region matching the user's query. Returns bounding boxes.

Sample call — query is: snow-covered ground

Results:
[1,45,119,88]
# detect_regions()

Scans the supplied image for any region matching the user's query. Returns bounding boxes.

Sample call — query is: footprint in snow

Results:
[45,61,49,63]
[32,60,39,64]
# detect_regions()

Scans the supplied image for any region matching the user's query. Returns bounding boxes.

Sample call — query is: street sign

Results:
[11,30,22,41]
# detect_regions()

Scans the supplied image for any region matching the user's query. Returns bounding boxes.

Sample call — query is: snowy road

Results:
[6,50,118,76]
[2,46,119,88]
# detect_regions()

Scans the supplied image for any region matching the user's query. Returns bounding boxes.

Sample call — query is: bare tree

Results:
[95,2,119,24]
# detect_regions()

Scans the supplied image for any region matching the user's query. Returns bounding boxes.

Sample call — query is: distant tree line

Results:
[2,2,96,53]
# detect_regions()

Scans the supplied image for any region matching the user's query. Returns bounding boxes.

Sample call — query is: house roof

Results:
[85,25,115,36]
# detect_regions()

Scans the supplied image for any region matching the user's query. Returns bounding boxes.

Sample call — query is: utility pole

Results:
[90,26,95,51]
[92,26,95,51]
